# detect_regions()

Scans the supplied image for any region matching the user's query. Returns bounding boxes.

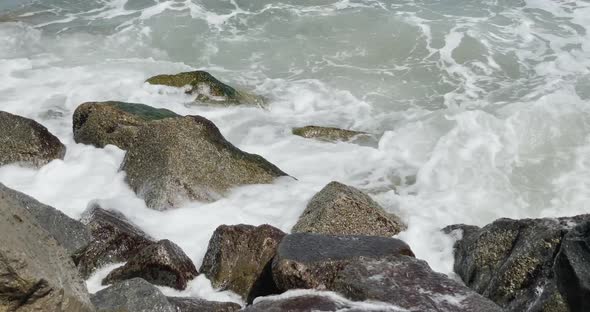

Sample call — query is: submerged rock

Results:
[451,215,590,312]
[0,110,66,167]
[122,115,289,210]
[92,278,174,312]
[200,224,285,303]
[292,125,375,144]
[554,221,590,312]
[73,101,179,149]
[146,71,265,106]
[167,297,241,312]
[75,205,155,278]
[0,183,91,256]
[0,185,94,312]
[291,182,405,237]
[103,239,198,290]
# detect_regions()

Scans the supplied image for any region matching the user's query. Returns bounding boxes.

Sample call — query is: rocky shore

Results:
[1,71,588,312]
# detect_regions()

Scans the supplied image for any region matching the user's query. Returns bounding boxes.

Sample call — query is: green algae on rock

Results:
[146,71,265,107]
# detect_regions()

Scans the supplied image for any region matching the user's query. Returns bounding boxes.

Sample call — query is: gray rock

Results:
[242,295,366,312]
[167,297,241,312]
[554,220,590,312]
[0,185,94,311]
[452,215,590,312]
[0,110,65,167]
[292,182,405,237]
[75,205,155,278]
[103,239,198,290]
[200,224,285,303]
[292,125,376,145]
[0,183,91,256]
[271,233,414,291]
[91,278,174,312]
[121,115,289,210]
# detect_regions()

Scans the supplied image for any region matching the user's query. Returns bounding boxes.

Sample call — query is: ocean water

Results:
[1,0,589,305]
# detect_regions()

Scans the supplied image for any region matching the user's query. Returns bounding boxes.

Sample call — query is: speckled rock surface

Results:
[271,233,414,291]
[73,101,179,149]
[91,278,174,312]
[0,110,65,167]
[0,186,95,312]
[0,183,91,256]
[291,182,405,237]
[554,220,590,312]
[103,239,198,290]
[292,125,376,144]
[200,224,285,303]
[452,215,590,312]
[146,71,265,106]
[121,115,289,210]
[167,297,241,312]
[242,294,364,312]
[75,205,155,278]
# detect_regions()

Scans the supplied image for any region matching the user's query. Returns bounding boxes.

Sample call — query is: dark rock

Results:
[292,126,375,144]
[452,215,590,312]
[103,239,198,290]
[75,205,155,278]
[0,110,65,167]
[0,184,94,311]
[121,115,289,210]
[554,220,590,312]
[146,71,264,106]
[242,294,363,312]
[0,183,91,256]
[442,224,481,241]
[200,224,285,303]
[91,278,175,312]
[167,297,241,312]
[291,182,405,237]
[272,233,414,291]
[73,101,178,149]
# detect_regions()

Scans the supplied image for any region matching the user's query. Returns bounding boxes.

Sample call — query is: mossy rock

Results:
[146,71,265,107]
[292,125,377,145]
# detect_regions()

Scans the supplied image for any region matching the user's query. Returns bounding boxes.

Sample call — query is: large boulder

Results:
[0,183,91,256]
[200,224,285,303]
[242,293,396,312]
[103,239,198,290]
[75,206,155,278]
[146,71,264,106]
[167,297,241,312]
[554,221,590,312]
[0,111,66,167]
[450,215,590,312]
[121,115,289,210]
[291,182,405,237]
[0,183,94,311]
[292,126,376,145]
[91,278,175,312]
[73,101,178,149]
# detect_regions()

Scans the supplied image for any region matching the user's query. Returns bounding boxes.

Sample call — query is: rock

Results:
[121,115,289,210]
[200,224,285,303]
[167,297,241,312]
[291,182,405,237]
[146,71,265,106]
[91,278,174,312]
[442,224,481,241]
[242,294,376,312]
[271,233,414,291]
[554,221,590,312]
[75,205,155,278]
[0,184,94,311]
[0,183,91,256]
[73,101,179,149]
[103,239,198,290]
[0,110,66,167]
[451,215,590,312]
[292,125,375,144]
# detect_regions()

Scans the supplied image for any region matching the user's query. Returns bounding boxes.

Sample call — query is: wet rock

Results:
[442,224,481,241]
[75,205,155,278]
[103,239,198,290]
[0,185,94,312]
[452,215,590,312]
[122,115,289,210]
[272,233,414,291]
[200,224,285,303]
[91,278,175,312]
[291,182,405,237]
[0,110,66,167]
[554,220,590,312]
[243,294,368,312]
[146,71,265,106]
[292,125,375,144]
[167,297,241,312]
[0,183,91,256]
[73,101,179,149]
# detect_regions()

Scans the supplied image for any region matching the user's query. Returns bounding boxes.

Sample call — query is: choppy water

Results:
[1,0,589,303]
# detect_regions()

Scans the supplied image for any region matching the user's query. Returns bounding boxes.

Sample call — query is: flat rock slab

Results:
[243,294,396,312]
[167,297,241,312]
[92,278,175,312]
